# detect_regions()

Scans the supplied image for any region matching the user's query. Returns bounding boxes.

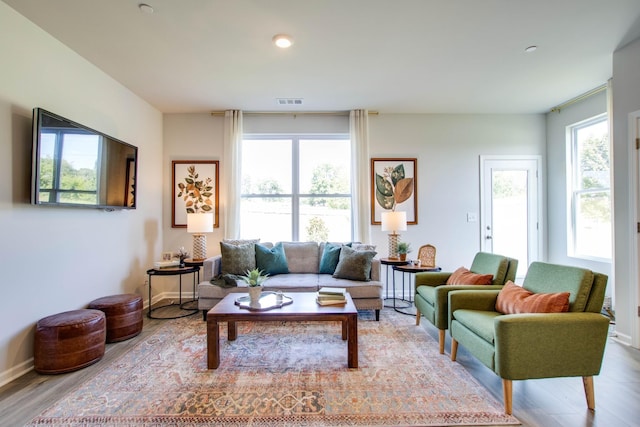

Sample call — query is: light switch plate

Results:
[467,212,477,222]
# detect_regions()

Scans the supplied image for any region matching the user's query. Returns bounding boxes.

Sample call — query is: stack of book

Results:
[316,287,347,306]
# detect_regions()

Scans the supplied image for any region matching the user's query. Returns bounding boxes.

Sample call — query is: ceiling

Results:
[4,0,640,114]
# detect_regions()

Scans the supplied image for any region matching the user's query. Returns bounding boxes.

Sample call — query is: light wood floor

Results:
[1,306,639,426]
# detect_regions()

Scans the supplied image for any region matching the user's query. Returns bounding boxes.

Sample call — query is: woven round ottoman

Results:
[88,294,143,343]
[34,309,106,374]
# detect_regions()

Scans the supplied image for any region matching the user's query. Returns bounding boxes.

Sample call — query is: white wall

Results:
[612,37,640,347]
[545,92,612,285]
[0,3,163,384]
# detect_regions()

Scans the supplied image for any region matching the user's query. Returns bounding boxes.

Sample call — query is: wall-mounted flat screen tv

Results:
[31,108,138,210]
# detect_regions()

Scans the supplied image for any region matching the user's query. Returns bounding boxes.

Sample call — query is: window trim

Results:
[566,113,611,262]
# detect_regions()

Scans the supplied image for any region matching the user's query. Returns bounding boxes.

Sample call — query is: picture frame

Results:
[124,158,136,208]
[161,252,174,261]
[172,160,219,228]
[371,158,418,225]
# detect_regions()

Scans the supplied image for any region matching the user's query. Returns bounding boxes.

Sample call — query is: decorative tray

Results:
[235,291,293,311]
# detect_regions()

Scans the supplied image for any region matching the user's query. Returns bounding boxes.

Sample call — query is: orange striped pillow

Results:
[496,281,570,314]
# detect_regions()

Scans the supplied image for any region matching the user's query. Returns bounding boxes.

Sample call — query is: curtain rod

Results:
[549,84,607,113]
[210,110,379,116]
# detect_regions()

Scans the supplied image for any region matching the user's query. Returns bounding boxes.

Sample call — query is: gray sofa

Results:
[197,241,384,320]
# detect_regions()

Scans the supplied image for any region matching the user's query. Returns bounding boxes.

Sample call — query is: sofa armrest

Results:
[430,285,503,329]
[494,313,610,380]
[448,289,500,313]
[415,272,452,288]
[202,255,222,282]
[370,258,381,282]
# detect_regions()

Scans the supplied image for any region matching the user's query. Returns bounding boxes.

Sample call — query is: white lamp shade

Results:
[381,211,407,232]
[187,213,214,233]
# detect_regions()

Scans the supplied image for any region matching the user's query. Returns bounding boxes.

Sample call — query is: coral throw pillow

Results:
[496,281,570,314]
[446,267,493,286]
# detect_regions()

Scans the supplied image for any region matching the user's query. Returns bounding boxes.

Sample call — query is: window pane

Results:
[575,120,609,190]
[575,192,611,258]
[240,197,292,241]
[299,139,350,194]
[300,196,352,242]
[242,139,291,194]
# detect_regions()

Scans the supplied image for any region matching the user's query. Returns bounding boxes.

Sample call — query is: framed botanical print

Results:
[172,160,219,228]
[371,158,418,225]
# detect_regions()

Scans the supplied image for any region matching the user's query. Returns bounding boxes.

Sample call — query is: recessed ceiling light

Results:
[525,45,537,53]
[272,34,294,48]
[139,3,154,14]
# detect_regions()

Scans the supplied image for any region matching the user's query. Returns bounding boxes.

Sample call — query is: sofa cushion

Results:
[522,262,594,312]
[352,243,376,252]
[255,242,289,275]
[333,245,376,281]
[282,242,320,273]
[452,309,500,344]
[220,242,256,275]
[446,267,493,286]
[495,281,570,314]
[319,243,342,274]
[469,252,509,285]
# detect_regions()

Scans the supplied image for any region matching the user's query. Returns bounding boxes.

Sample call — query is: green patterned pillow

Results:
[333,245,376,281]
[255,242,289,275]
[220,242,256,275]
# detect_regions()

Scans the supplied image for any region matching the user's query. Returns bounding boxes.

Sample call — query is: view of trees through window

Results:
[39,132,99,204]
[240,136,351,242]
[569,115,611,260]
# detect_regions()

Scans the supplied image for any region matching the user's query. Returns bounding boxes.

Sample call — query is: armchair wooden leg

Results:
[450,338,458,361]
[438,329,445,354]
[583,376,595,410]
[502,379,513,415]
[415,308,421,325]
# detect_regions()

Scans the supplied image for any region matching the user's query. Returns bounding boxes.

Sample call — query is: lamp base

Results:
[387,233,400,259]
[192,234,207,261]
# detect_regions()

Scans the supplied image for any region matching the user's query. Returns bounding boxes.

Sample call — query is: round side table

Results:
[146,266,200,319]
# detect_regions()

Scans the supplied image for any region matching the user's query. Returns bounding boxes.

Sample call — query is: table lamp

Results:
[187,213,214,261]
[381,211,407,259]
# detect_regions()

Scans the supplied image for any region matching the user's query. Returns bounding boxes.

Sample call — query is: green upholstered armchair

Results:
[448,261,609,415]
[414,252,518,354]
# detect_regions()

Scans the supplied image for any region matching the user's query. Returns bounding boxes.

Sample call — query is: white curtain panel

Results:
[350,109,372,244]
[223,110,243,239]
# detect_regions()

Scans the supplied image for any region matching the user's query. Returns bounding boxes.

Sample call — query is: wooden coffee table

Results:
[207,292,358,369]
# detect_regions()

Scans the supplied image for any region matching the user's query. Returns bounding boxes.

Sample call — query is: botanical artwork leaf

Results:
[375,173,394,197]
[376,190,395,210]
[394,178,414,204]
[391,165,405,186]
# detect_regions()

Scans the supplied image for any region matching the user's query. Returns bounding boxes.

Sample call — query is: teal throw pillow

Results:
[220,242,256,275]
[333,245,377,281]
[319,243,342,274]
[255,242,289,275]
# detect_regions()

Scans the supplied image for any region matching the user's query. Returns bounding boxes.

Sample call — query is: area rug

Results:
[27,308,520,426]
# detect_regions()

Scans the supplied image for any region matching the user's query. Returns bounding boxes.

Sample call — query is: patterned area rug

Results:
[27,308,520,426]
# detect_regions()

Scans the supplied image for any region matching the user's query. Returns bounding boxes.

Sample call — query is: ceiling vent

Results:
[276,98,303,106]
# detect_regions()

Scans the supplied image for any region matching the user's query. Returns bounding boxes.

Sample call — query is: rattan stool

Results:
[34,309,106,374]
[88,294,143,342]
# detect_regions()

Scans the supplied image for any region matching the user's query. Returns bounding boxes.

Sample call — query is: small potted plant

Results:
[175,247,190,267]
[241,268,269,305]
[396,242,412,261]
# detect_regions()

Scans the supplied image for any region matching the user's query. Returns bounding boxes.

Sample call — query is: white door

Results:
[480,156,541,280]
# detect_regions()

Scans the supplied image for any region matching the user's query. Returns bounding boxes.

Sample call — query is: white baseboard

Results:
[611,331,632,346]
[0,357,33,388]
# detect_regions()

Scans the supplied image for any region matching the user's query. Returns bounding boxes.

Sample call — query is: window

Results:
[39,130,100,205]
[567,114,611,260]
[240,135,352,242]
